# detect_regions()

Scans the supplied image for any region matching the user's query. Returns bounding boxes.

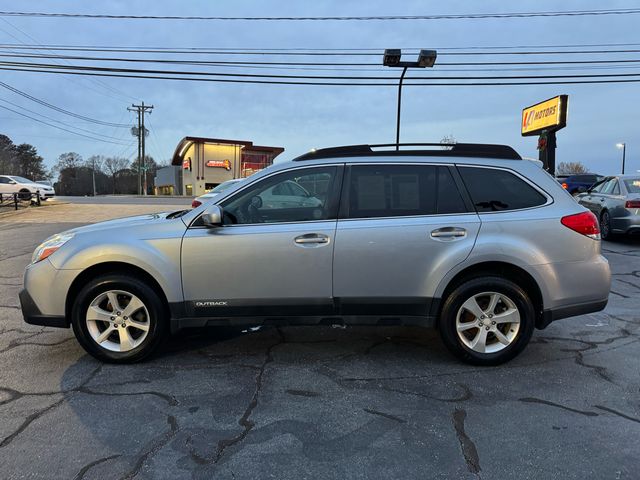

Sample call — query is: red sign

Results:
[182,158,191,170]
[206,159,232,171]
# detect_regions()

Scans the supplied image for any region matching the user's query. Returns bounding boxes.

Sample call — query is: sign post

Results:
[521,95,568,175]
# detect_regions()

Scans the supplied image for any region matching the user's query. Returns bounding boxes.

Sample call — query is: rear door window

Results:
[346,165,467,219]
[458,166,547,212]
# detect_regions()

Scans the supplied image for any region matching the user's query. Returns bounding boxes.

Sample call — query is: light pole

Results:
[616,142,626,174]
[383,49,437,150]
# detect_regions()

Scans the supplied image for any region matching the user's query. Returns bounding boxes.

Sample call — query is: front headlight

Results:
[31,233,74,264]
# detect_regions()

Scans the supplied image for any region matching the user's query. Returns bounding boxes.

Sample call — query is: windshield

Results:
[211,180,241,193]
[624,178,640,194]
[10,176,34,183]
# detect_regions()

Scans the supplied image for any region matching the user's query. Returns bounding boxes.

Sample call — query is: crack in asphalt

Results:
[209,333,283,465]
[119,415,179,480]
[73,454,122,480]
[452,409,481,476]
[0,364,103,448]
[363,408,406,424]
[519,397,599,417]
[594,405,640,424]
[614,278,640,291]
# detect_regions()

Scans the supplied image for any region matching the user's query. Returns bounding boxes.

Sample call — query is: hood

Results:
[64,211,176,235]
[33,183,53,190]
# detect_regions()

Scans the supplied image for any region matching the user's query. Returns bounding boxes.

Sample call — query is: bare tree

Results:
[103,157,130,194]
[557,161,588,174]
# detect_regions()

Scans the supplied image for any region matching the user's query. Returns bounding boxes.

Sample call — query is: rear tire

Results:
[438,276,535,366]
[600,210,614,240]
[71,274,168,363]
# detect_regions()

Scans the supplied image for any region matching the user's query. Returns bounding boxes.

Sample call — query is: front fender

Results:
[49,236,183,303]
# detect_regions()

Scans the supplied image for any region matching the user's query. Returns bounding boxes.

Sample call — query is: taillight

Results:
[561,211,600,240]
[561,182,568,189]
[191,199,202,208]
[625,200,640,209]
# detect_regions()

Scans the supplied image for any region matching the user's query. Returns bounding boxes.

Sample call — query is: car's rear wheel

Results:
[438,276,535,365]
[600,210,613,240]
[71,274,168,363]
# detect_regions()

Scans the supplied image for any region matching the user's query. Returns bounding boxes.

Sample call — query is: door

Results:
[332,164,480,316]
[579,178,607,213]
[0,176,18,195]
[592,177,616,217]
[181,165,343,317]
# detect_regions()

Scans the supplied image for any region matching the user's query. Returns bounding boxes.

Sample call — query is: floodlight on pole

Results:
[383,49,437,150]
[616,142,626,174]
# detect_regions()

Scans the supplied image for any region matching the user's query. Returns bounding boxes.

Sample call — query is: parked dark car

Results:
[558,173,604,195]
[576,175,640,239]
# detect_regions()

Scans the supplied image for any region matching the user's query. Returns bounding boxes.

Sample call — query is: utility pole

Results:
[128,101,154,195]
[91,156,96,197]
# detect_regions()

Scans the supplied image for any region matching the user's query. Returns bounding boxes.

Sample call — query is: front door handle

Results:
[431,227,467,239]
[294,233,330,245]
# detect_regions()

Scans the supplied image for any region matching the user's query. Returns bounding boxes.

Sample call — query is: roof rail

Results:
[292,143,522,161]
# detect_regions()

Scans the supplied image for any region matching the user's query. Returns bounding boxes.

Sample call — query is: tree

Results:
[15,144,47,180]
[104,157,130,194]
[557,161,588,174]
[0,134,17,175]
[54,152,83,174]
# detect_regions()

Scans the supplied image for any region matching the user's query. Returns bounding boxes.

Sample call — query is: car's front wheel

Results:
[71,274,168,363]
[438,276,535,365]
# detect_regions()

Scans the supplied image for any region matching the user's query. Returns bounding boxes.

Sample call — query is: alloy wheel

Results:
[455,291,521,354]
[85,290,150,352]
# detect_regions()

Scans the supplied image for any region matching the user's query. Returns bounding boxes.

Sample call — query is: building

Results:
[154,165,182,195]
[170,136,284,196]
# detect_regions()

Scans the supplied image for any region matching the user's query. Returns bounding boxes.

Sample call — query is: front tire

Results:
[71,274,168,363]
[438,276,535,365]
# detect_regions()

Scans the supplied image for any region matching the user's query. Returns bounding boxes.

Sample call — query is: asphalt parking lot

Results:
[0,203,639,479]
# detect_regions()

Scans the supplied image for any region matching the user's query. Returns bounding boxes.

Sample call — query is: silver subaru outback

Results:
[19,143,611,365]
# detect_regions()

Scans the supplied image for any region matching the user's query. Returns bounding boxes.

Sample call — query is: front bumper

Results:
[19,289,67,327]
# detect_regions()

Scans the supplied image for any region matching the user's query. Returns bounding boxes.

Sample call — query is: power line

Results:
[0,96,132,141]
[0,17,136,103]
[0,102,131,144]
[4,64,640,86]
[4,59,640,81]
[1,8,640,21]
[5,51,640,69]
[0,80,130,127]
[3,44,640,56]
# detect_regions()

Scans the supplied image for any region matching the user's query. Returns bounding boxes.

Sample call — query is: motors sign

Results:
[521,95,568,136]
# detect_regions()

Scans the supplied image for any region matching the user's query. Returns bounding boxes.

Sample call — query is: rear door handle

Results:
[431,227,467,239]
[294,233,330,245]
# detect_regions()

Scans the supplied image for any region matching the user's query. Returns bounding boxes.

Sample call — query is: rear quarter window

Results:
[458,166,547,212]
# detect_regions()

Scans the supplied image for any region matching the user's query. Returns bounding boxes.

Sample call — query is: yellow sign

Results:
[521,95,568,136]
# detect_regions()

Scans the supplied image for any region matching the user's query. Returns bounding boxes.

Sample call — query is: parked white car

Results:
[191,178,244,207]
[0,175,56,200]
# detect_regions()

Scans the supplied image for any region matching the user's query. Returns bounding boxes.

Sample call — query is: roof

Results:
[292,143,522,161]
[171,136,284,165]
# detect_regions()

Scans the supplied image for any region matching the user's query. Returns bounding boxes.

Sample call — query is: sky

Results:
[0,0,638,175]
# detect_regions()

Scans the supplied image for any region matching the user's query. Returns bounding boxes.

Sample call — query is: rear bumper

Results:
[612,215,640,235]
[538,298,608,329]
[19,289,68,328]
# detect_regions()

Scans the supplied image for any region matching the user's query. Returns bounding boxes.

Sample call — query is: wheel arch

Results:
[435,261,544,328]
[65,261,170,323]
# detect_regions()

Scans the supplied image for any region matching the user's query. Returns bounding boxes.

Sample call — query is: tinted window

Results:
[0,177,9,184]
[611,181,620,195]
[623,178,640,194]
[346,165,466,219]
[600,178,617,194]
[221,167,337,225]
[458,167,547,212]
[590,179,607,193]
[574,175,599,183]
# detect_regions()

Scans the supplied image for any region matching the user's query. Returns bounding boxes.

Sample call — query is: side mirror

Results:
[201,205,223,227]
[8,180,16,184]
